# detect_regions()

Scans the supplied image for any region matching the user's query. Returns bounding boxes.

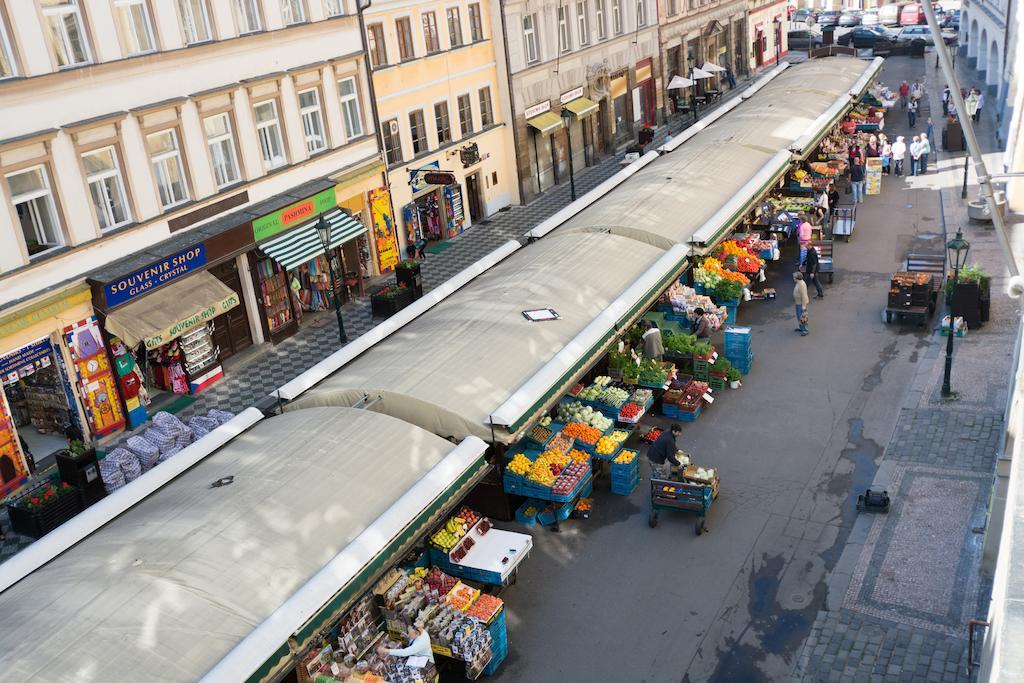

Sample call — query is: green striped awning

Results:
[259,209,367,271]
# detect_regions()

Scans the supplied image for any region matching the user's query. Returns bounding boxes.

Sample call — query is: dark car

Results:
[837,26,894,50]
[788,29,823,51]
[943,9,960,29]
[817,10,842,27]
[838,10,863,27]
[793,8,816,25]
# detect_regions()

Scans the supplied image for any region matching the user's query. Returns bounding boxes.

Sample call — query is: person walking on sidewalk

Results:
[910,80,924,105]
[908,98,919,128]
[899,81,910,109]
[803,242,824,298]
[850,160,866,203]
[975,90,985,122]
[920,133,932,174]
[793,272,810,336]
[892,136,906,176]
[942,84,951,116]
[881,138,892,175]
[965,89,980,122]
[909,136,922,176]
[726,67,737,90]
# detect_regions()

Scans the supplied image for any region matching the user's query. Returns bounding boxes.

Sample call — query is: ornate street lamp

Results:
[315,214,348,344]
[773,17,782,65]
[560,107,577,201]
[942,229,970,397]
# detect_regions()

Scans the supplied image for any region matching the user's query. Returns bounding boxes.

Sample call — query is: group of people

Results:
[943,84,985,122]
[848,132,933,198]
[898,79,926,127]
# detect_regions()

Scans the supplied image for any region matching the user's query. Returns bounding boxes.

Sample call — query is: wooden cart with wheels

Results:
[649,478,714,535]
[832,206,855,242]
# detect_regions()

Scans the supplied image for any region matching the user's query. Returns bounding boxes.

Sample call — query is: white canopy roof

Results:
[291,231,666,441]
[0,407,487,683]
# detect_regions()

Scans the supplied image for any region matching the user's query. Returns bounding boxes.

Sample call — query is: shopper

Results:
[866,135,880,158]
[642,320,664,361]
[726,67,737,90]
[793,272,809,336]
[803,242,824,298]
[899,80,910,109]
[965,89,979,122]
[690,308,712,342]
[910,79,924,105]
[816,187,830,226]
[647,423,682,480]
[908,98,918,128]
[881,139,892,175]
[920,133,932,174]
[975,90,985,122]
[926,117,934,144]
[892,136,906,176]
[828,184,840,213]
[848,140,863,167]
[942,85,951,116]
[850,160,866,203]
[910,136,922,176]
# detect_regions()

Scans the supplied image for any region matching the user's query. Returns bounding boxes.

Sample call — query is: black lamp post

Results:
[560,107,577,201]
[773,17,782,65]
[315,214,348,344]
[690,65,699,123]
[941,229,970,397]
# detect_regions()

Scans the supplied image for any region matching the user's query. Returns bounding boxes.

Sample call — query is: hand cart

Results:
[649,478,714,534]
[831,205,855,242]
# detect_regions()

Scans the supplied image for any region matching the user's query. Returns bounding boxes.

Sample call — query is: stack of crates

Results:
[724,326,754,375]
[610,451,640,495]
[483,608,508,675]
[888,272,932,310]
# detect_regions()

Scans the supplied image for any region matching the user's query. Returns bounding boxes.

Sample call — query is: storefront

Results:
[560,86,601,169]
[0,284,122,494]
[610,71,632,143]
[525,101,563,195]
[332,156,394,278]
[251,186,370,344]
[634,59,656,128]
[748,4,786,71]
[401,163,466,246]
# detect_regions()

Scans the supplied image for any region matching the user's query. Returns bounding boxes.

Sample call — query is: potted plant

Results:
[395,259,423,299]
[727,366,742,389]
[693,341,714,361]
[946,264,987,330]
[6,479,83,539]
[370,283,414,318]
[664,332,696,362]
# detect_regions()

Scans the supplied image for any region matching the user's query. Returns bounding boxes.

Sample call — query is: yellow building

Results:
[364,0,519,256]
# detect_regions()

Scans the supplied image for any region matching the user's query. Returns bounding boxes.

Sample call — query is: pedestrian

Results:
[848,140,863,168]
[976,89,985,122]
[965,88,979,122]
[817,186,830,226]
[798,215,814,254]
[910,79,924,105]
[803,242,824,298]
[646,423,682,480]
[726,67,737,90]
[828,183,840,215]
[912,136,925,176]
[892,136,906,176]
[908,98,918,128]
[881,138,892,175]
[691,307,712,342]
[920,133,931,174]
[850,159,866,203]
[948,100,958,120]
[866,134,880,158]
[926,117,934,144]
[942,84,951,116]
[899,80,910,109]
[642,320,664,361]
[793,272,810,336]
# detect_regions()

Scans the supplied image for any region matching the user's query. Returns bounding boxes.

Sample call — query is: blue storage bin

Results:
[678,404,702,422]
[694,282,706,294]
[724,305,737,324]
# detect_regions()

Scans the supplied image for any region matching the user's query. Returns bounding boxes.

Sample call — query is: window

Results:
[114,0,155,54]
[298,89,327,153]
[422,12,440,52]
[367,23,386,67]
[281,0,306,24]
[234,0,262,33]
[0,17,16,78]
[478,87,493,127]
[595,0,606,39]
[636,0,646,27]
[338,78,364,139]
[469,4,484,42]
[146,130,189,208]
[83,147,130,231]
[612,0,622,34]
[558,5,571,53]
[40,0,91,67]
[446,7,463,47]
[324,0,344,16]
[434,101,452,143]
[253,101,286,170]
[178,0,212,44]
[667,0,677,15]
[457,93,473,136]
[203,113,241,188]
[381,119,402,165]
[396,17,415,60]
[409,110,428,155]
[523,14,539,63]
[7,166,62,256]
[577,1,589,46]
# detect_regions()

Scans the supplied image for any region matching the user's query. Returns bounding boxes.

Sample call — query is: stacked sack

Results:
[188,415,219,439]
[99,455,127,494]
[149,412,193,463]
[207,409,235,425]
[105,446,144,486]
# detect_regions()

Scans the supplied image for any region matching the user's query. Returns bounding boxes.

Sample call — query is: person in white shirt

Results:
[891,136,906,176]
[975,91,985,122]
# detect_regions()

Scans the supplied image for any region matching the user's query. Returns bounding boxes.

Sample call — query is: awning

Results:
[258,208,367,271]
[527,111,564,134]
[104,271,240,350]
[564,97,600,118]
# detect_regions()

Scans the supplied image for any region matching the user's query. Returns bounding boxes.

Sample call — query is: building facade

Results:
[500,0,661,203]
[745,0,787,73]
[961,0,1011,137]
[0,0,387,474]
[364,0,518,254]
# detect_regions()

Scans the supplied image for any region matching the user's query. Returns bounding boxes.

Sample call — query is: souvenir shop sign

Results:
[104,245,207,308]
[253,187,338,242]
[143,292,239,350]
[410,161,441,194]
[369,188,400,273]
[0,339,53,384]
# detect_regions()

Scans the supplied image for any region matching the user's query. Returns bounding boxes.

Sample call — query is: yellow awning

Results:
[105,271,241,350]
[527,111,563,135]
[564,97,600,118]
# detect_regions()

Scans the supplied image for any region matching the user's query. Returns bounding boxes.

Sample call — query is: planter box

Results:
[370,286,414,318]
[395,263,423,299]
[952,282,982,331]
[56,448,98,488]
[7,486,84,539]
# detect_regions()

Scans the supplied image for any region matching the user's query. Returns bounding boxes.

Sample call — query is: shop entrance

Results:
[465,173,484,224]
[754,31,766,67]
[0,338,78,461]
[208,259,253,362]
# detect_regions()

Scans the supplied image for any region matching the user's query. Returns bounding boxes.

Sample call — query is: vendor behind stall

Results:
[647,424,682,479]
[642,321,664,361]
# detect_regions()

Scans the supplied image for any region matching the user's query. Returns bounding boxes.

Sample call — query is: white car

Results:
[861,9,880,26]
[896,25,957,45]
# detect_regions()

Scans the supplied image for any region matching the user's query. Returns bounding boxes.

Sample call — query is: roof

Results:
[292,231,666,441]
[0,407,485,683]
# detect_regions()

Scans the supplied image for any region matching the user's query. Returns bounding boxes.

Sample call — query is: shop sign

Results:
[252,187,338,242]
[368,188,400,273]
[0,285,92,340]
[143,293,240,350]
[524,101,551,119]
[104,245,207,308]
[0,339,53,385]
[410,161,441,193]
[560,87,585,104]
[459,144,481,168]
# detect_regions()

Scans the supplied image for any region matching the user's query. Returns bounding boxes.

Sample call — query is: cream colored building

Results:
[0,1,385,462]
[364,0,518,253]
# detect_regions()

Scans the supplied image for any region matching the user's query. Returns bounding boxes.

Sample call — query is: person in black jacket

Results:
[647,424,682,479]
[803,243,824,298]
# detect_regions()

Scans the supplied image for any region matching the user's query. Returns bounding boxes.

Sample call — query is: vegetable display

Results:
[557,401,614,431]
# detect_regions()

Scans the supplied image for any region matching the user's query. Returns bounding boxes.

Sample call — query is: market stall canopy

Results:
[552,56,874,251]
[667,74,696,90]
[258,208,367,271]
[104,271,240,349]
[290,231,667,442]
[563,97,599,118]
[526,111,563,134]
[0,407,489,683]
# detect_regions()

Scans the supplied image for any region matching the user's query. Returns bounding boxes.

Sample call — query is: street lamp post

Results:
[773,17,781,65]
[560,107,577,201]
[315,214,348,344]
[941,229,970,397]
[690,65,699,123]
[961,153,970,199]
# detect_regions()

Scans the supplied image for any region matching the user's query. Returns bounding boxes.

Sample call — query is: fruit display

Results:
[568,383,585,396]
[527,449,571,487]
[614,449,638,465]
[557,400,613,431]
[551,461,589,495]
[465,593,503,622]
[425,566,459,595]
[695,256,750,288]
[688,467,716,482]
[568,448,590,463]
[892,271,932,286]
[618,403,643,422]
[562,421,602,445]
[641,428,663,443]
[539,416,552,427]
[529,424,553,444]
[454,506,480,527]
[595,436,618,456]
[575,498,592,512]
[547,433,573,454]
[596,386,630,408]
[446,581,480,611]
[609,429,630,443]
[507,453,532,476]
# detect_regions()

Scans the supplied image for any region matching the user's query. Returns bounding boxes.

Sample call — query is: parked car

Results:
[899,2,943,25]
[837,26,895,50]
[878,3,903,26]
[787,29,823,51]
[896,24,957,44]
[817,10,842,26]
[861,9,880,26]
[792,8,816,25]
[838,10,864,27]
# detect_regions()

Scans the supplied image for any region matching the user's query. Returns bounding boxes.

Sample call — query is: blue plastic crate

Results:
[727,352,754,374]
[678,404,702,422]
[537,501,573,525]
[515,500,539,526]
[662,403,679,418]
[723,305,737,324]
[611,474,640,495]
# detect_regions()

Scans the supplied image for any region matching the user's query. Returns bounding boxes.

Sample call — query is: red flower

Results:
[61,482,70,489]
[30,497,39,504]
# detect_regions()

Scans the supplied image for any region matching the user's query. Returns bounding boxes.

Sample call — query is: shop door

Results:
[465,173,484,223]
[208,260,253,360]
[641,81,656,126]
[754,32,765,66]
